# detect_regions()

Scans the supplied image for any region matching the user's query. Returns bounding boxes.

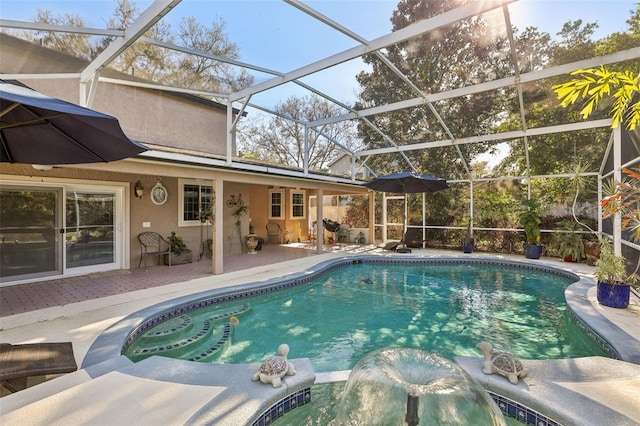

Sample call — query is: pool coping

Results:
[455,355,640,426]
[79,254,640,425]
[6,254,640,425]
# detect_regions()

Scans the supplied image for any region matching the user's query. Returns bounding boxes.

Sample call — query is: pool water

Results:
[125,262,607,371]
[272,382,525,426]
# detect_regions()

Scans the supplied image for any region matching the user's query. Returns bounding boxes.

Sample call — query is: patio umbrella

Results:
[364,171,449,242]
[0,80,148,165]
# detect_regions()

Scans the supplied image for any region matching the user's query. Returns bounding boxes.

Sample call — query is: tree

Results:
[239,95,360,170]
[495,18,611,181]
[21,0,253,93]
[553,66,639,130]
[552,6,640,130]
[101,0,176,82]
[175,17,254,92]
[355,0,514,179]
[552,7,640,252]
[20,9,93,60]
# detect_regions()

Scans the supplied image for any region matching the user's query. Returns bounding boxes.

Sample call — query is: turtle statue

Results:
[477,341,527,385]
[252,343,296,388]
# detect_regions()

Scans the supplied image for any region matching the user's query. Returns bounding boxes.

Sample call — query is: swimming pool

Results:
[123,258,606,371]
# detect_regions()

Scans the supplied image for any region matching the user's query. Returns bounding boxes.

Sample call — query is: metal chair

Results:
[266,222,283,244]
[138,232,172,270]
[309,222,318,245]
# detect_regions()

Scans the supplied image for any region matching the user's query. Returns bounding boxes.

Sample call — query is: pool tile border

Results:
[489,392,561,426]
[250,387,312,426]
[567,308,619,359]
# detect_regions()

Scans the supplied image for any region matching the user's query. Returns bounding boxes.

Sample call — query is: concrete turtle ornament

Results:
[478,341,527,385]
[252,343,296,388]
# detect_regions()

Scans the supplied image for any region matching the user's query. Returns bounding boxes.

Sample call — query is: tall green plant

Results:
[519,198,542,245]
[595,238,638,284]
[232,204,249,252]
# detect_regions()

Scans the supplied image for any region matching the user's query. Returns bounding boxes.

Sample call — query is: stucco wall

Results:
[91,82,229,152]
[0,34,230,156]
[12,78,229,156]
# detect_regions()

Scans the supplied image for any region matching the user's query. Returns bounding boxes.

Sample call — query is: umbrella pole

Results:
[403,193,407,243]
[403,182,407,243]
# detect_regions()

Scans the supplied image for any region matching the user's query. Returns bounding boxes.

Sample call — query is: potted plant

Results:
[594,238,638,308]
[165,231,192,265]
[232,205,249,252]
[519,197,543,259]
[560,163,599,264]
[461,219,474,253]
[551,219,585,262]
[199,208,213,224]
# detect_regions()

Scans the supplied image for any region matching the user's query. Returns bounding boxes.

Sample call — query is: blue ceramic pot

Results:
[597,281,630,309]
[524,244,543,259]
[462,238,474,253]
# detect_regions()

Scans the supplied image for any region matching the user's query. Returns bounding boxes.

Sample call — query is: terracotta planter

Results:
[524,244,543,259]
[597,281,630,309]
[583,241,601,266]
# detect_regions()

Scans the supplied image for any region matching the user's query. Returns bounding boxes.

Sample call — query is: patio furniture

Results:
[337,223,351,243]
[382,228,427,252]
[322,219,341,243]
[0,342,77,393]
[309,223,318,245]
[266,222,283,245]
[138,232,172,271]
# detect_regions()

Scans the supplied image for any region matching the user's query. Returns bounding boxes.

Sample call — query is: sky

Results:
[1,0,637,165]
[1,0,637,107]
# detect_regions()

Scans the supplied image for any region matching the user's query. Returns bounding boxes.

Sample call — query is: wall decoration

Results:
[226,193,244,208]
[151,181,168,205]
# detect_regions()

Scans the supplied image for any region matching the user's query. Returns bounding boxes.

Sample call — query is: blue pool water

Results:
[125,261,606,371]
[273,382,525,426]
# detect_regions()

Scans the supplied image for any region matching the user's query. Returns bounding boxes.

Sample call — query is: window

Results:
[290,190,306,219]
[179,179,214,226]
[269,189,284,219]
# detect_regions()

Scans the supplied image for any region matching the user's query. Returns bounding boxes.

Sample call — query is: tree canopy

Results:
[239,95,360,170]
[20,0,253,93]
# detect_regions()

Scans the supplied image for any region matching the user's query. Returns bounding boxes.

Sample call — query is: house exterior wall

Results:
[0,34,368,285]
[6,78,230,156]
[329,154,368,179]
[91,82,230,152]
[0,34,230,156]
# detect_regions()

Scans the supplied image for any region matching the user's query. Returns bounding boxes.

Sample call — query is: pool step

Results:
[127,303,249,362]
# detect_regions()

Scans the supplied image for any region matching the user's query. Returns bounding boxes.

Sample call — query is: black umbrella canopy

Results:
[0,80,148,165]
[364,171,448,242]
[364,171,449,194]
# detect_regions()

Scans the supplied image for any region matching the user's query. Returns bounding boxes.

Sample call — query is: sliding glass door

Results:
[0,186,62,280]
[65,190,116,269]
[1,182,125,284]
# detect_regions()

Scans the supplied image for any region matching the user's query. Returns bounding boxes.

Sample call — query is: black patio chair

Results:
[382,228,427,253]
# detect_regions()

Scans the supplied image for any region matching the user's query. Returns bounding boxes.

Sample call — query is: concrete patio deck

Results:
[1,245,639,425]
